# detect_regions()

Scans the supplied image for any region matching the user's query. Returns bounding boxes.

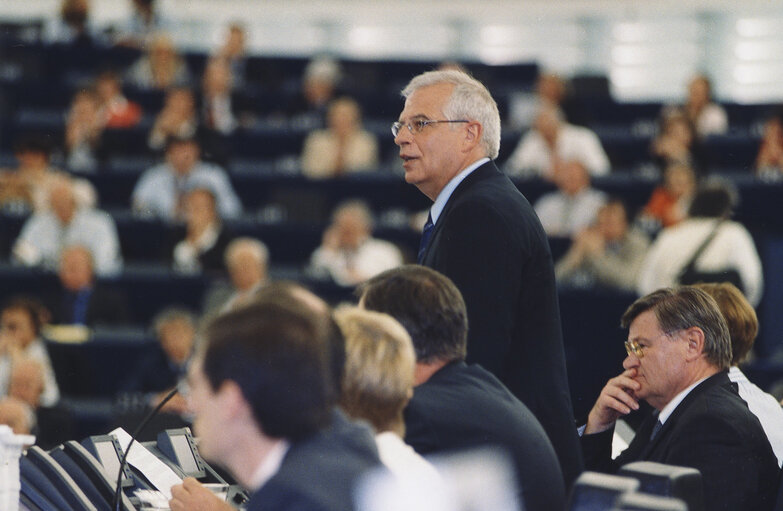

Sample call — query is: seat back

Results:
[568,471,640,511]
[619,461,703,511]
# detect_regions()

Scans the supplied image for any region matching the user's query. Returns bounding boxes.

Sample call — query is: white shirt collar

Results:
[247,439,290,492]
[430,158,490,224]
[657,376,709,425]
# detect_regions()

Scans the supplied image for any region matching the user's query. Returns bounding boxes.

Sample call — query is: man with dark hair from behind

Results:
[581,286,778,511]
[358,264,565,511]
[169,282,379,511]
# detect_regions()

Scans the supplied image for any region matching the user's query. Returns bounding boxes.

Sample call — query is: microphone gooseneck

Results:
[112,386,180,511]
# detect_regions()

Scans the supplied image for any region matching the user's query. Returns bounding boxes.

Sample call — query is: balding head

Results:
[224,238,269,292]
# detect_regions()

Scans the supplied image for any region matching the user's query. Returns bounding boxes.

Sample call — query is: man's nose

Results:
[623,353,640,370]
[394,128,410,147]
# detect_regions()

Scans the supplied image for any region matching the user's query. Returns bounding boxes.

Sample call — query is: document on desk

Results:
[110,427,183,500]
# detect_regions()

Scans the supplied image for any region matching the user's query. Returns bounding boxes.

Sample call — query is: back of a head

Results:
[691,282,758,365]
[252,281,345,400]
[401,69,501,160]
[358,265,468,364]
[334,306,415,434]
[620,287,732,369]
[202,296,333,441]
[687,181,737,219]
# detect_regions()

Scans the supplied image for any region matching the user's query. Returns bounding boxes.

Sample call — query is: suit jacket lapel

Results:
[637,371,729,460]
[422,161,499,265]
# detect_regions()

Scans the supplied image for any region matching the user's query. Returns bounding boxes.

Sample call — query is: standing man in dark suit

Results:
[360,265,565,511]
[169,290,379,511]
[582,286,779,511]
[393,68,582,487]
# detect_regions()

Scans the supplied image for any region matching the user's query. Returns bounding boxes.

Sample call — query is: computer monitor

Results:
[156,428,206,478]
[82,435,134,488]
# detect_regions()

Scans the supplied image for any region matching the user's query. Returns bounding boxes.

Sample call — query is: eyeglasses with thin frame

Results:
[391,118,469,138]
[625,340,645,359]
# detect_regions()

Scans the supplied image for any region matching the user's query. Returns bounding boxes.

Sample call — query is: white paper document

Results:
[110,427,183,500]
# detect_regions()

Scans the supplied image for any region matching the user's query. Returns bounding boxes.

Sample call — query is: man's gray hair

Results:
[621,286,732,369]
[402,69,501,160]
[224,237,269,268]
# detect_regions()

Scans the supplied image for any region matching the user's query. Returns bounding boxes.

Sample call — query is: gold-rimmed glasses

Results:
[625,339,645,358]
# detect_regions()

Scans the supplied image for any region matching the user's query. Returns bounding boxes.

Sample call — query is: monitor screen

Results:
[171,435,199,474]
[95,441,122,481]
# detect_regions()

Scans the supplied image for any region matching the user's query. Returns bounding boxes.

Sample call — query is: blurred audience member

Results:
[694,282,783,467]
[95,70,143,129]
[212,22,247,88]
[309,200,402,286]
[64,87,105,173]
[199,57,238,164]
[119,307,194,416]
[638,181,763,306]
[13,177,122,276]
[505,103,610,179]
[301,97,379,178]
[8,358,45,409]
[46,245,131,326]
[148,86,199,151]
[669,74,728,139]
[203,237,269,315]
[42,0,95,47]
[125,32,192,91]
[507,72,584,131]
[334,305,438,478]
[755,110,783,178]
[555,198,649,291]
[0,297,59,407]
[132,135,241,221]
[0,397,35,436]
[285,56,342,127]
[533,160,607,237]
[171,187,231,274]
[112,0,172,49]
[638,162,697,232]
[200,58,237,135]
[651,109,706,174]
[0,134,95,214]
[8,358,73,449]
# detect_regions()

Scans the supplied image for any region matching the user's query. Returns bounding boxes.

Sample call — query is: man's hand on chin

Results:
[584,368,641,435]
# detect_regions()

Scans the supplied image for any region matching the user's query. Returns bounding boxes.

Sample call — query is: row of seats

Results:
[1,103,768,171]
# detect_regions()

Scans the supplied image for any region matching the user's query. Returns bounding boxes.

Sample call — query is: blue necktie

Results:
[650,418,663,441]
[72,289,91,325]
[417,214,434,264]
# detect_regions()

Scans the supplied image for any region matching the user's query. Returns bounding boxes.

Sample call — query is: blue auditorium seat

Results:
[46,327,158,398]
[703,133,760,172]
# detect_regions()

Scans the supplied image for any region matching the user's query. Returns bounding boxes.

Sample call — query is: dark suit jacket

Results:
[420,160,583,487]
[247,409,380,511]
[404,361,565,511]
[581,371,780,511]
[46,284,132,327]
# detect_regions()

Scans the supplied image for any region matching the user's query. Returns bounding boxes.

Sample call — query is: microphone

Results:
[112,386,180,511]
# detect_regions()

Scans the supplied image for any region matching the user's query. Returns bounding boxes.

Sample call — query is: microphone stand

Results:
[112,387,180,511]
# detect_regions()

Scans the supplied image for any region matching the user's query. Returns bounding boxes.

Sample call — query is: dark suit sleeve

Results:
[580,428,618,474]
[432,199,521,375]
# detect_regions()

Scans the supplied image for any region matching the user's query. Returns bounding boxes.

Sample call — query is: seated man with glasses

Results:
[581,286,779,511]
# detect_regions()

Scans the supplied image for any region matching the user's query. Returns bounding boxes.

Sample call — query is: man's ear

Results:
[683,327,706,362]
[218,380,252,420]
[462,121,482,152]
